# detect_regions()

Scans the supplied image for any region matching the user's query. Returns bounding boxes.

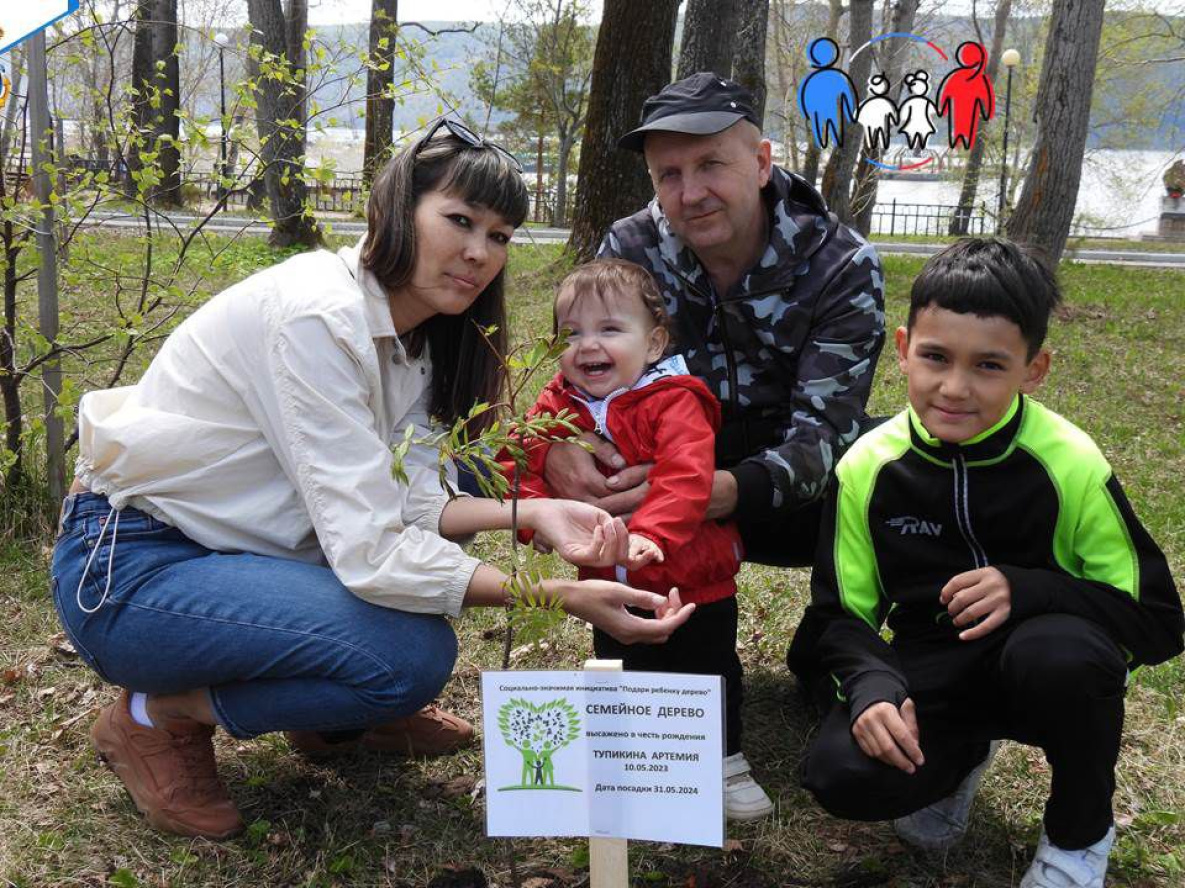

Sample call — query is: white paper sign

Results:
[481,670,724,848]
[1,2,79,54]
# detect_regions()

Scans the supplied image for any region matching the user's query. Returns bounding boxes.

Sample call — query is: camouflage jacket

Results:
[598,165,885,520]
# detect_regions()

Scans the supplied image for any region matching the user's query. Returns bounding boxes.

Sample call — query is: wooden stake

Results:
[584,659,627,888]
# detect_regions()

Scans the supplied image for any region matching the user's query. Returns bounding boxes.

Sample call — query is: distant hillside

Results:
[185,13,1181,153]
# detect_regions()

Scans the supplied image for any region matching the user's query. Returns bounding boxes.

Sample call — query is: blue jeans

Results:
[51,493,458,739]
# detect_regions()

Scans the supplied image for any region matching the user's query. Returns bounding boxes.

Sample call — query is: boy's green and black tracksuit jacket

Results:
[787,394,1184,723]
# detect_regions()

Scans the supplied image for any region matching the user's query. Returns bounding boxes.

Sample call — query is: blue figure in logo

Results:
[798,37,858,149]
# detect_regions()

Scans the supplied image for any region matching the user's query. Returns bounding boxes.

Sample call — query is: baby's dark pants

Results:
[593,596,743,756]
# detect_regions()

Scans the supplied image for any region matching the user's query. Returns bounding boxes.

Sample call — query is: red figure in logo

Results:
[937,41,995,150]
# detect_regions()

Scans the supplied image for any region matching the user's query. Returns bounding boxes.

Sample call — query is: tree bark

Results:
[0,49,23,168]
[821,0,873,223]
[677,0,736,80]
[1006,0,1104,265]
[850,0,919,236]
[568,0,680,261]
[363,0,399,186]
[732,0,770,126]
[553,128,575,227]
[247,0,322,248]
[949,0,1012,236]
[129,0,183,206]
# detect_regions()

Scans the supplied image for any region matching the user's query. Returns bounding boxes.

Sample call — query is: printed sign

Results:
[482,670,725,848]
[1,2,80,55]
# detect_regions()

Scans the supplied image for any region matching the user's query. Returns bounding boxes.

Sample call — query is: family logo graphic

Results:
[497,698,582,792]
[0,29,8,115]
[798,32,995,171]
[0,2,82,55]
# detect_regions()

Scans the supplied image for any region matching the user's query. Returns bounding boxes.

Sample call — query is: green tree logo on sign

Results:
[498,698,582,792]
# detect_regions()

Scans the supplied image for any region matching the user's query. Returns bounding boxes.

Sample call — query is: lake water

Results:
[205,124,1182,237]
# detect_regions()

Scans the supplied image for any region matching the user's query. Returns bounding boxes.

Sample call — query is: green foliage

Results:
[389,325,581,655]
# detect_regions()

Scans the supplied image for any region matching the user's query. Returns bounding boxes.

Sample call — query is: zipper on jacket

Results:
[572,387,628,441]
[952,453,989,568]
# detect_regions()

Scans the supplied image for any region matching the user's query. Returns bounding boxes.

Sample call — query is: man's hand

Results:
[941,567,1012,641]
[543,433,651,516]
[626,534,664,570]
[851,699,924,774]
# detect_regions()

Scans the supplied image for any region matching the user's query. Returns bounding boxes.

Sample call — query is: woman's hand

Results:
[524,499,629,568]
[554,579,694,645]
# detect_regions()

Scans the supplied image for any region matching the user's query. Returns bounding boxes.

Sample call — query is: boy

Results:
[787,239,1182,886]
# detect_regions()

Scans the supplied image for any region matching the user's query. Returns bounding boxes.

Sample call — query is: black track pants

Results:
[800,614,1127,849]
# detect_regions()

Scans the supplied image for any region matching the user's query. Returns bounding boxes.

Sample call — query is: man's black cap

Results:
[618,72,760,153]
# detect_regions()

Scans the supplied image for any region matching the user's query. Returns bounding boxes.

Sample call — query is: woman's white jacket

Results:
[74,239,481,616]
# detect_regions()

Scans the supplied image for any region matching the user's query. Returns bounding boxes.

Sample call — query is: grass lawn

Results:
[1,234,1183,887]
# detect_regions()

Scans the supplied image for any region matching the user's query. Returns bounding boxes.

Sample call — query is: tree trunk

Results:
[731,0,770,126]
[821,0,873,223]
[851,0,919,236]
[363,0,399,187]
[0,49,23,168]
[677,0,736,80]
[949,0,1012,236]
[1,221,23,490]
[129,0,183,206]
[1006,0,1104,265]
[568,0,680,261]
[553,129,575,228]
[801,0,845,186]
[247,0,322,249]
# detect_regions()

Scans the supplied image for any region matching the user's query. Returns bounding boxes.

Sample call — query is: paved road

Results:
[79,212,1185,268]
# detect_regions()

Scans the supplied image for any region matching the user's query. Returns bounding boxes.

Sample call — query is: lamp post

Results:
[996,48,1021,235]
[214,31,229,201]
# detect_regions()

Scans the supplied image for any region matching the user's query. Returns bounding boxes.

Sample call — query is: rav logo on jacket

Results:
[887,515,944,537]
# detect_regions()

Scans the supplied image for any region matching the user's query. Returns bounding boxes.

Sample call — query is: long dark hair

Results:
[362,132,529,432]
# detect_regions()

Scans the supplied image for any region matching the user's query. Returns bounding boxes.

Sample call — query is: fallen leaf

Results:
[37,687,58,700]
[426,864,488,888]
[47,633,78,658]
[440,775,477,799]
[723,839,745,855]
[827,841,848,853]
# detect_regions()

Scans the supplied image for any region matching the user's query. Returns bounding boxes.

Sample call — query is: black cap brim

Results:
[617,110,748,152]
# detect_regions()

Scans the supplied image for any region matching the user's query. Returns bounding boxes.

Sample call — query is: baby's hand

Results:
[626,534,664,570]
[941,566,1012,640]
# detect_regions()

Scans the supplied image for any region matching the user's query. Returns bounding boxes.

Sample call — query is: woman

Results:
[51,122,693,841]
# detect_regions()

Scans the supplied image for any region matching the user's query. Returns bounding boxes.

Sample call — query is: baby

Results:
[503,258,773,821]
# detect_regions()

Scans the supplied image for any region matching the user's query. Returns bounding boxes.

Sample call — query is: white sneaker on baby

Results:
[1019,825,1115,888]
[724,752,774,821]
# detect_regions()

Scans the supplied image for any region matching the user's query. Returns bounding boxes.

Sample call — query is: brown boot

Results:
[91,691,244,840]
[286,705,474,758]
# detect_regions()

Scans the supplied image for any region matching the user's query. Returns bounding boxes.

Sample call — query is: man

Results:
[545,72,885,567]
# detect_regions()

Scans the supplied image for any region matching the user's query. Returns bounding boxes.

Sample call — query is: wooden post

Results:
[28,30,65,506]
[584,659,627,888]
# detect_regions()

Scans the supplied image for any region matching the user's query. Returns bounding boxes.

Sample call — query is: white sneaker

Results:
[1020,826,1114,888]
[893,740,1001,851]
[724,752,774,821]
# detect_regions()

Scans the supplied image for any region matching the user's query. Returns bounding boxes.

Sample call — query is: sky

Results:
[304,0,1185,27]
